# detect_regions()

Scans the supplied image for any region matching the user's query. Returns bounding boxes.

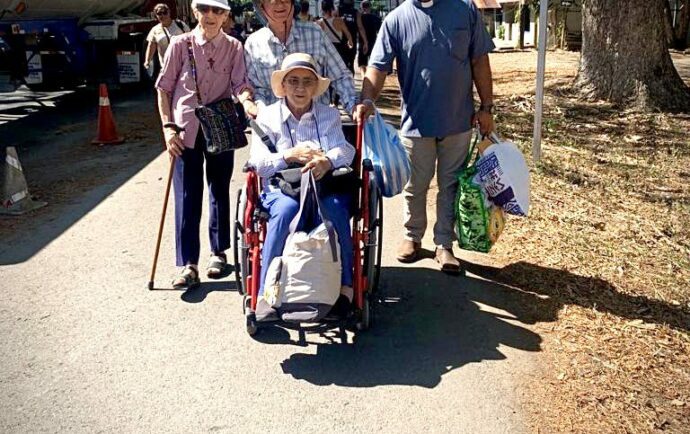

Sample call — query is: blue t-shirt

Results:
[369,0,494,137]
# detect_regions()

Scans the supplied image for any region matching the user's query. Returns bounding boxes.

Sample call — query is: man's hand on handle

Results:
[472,110,495,137]
[355,67,387,124]
[353,99,375,125]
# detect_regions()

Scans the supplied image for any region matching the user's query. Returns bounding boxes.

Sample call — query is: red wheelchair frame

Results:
[232,121,383,337]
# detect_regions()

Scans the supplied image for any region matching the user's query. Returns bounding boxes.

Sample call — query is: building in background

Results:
[493,0,582,50]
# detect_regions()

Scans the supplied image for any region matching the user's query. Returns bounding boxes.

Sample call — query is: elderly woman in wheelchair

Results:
[248,53,356,322]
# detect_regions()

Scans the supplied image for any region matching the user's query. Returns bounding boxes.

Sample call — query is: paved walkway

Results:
[0,92,542,433]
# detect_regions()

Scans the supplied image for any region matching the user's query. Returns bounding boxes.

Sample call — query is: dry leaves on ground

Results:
[489,51,690,434]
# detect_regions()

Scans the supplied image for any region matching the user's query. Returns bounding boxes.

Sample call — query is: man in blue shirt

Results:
[354,0,495,274]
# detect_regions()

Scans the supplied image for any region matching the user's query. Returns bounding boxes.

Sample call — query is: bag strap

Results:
[185,40,203,106]
[249,119,278,153]
[323,18,345,43]
[162,25,171,45]
[288,171,339,262]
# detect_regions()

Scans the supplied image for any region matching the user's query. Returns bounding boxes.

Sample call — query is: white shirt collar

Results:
[280,99,316,123]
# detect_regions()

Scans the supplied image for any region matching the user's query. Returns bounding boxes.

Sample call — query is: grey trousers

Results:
[400,130,472,249]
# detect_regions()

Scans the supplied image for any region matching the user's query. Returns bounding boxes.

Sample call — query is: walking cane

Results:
[148,154,175,290]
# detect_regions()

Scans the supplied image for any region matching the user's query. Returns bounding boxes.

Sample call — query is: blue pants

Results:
[259,189,353,295]
[173,138,234,266]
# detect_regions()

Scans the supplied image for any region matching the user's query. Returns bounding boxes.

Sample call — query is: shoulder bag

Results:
[186,40,248,154]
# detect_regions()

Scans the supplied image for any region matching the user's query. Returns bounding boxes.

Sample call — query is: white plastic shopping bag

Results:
[475,134,530,216]
[363,110,411,198]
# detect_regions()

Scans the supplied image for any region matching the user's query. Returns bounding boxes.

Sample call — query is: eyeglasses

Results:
[196,5,227,14]
[155,10,169,16]
[284,77,317,88]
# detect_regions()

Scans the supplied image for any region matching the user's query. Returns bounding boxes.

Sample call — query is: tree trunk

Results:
[575,0,690,112]
[672,0,690,50]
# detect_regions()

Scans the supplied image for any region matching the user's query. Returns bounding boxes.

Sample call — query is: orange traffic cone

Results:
[92,84,124,145]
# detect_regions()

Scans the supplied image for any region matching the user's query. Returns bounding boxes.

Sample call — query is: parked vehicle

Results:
[0,0,189,91]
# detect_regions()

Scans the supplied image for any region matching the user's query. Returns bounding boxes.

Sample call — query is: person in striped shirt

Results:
[243,0,358,116]
[249,53,355,322]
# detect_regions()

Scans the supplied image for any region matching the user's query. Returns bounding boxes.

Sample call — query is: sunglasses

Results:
[196,5,227,14]
[155,10,169,16]
[284,77,317,88]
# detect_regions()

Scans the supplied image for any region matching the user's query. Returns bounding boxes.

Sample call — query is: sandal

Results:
[206,253,227,278]
[172,265,200,290]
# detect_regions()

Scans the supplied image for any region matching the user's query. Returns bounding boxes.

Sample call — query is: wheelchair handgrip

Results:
[242,162,255,173]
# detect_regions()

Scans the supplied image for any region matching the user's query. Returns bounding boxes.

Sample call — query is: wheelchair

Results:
[232,122,383,338]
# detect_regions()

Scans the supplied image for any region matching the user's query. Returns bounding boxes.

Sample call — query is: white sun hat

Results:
[270,53,331,98]
[191,0,231,11]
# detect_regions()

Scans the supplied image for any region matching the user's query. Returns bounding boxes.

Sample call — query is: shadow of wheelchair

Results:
[279,266,543,388]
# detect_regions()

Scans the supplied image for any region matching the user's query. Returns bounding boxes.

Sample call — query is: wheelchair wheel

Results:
[365,178,383,294]
[244,295,258,336]
[246,316,258,336]
[233,188,248,295]
[356,295,372,331]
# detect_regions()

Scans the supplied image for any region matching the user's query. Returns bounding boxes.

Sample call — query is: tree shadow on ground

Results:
[279,266,543,388]
[464,260,690,333]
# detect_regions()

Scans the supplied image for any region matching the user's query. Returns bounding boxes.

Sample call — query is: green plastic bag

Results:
[455,135,506,253]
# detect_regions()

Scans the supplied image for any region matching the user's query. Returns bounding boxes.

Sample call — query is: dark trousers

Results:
[173,134,234,266]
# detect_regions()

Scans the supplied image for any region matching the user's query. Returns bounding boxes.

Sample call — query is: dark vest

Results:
[338,4,358,42]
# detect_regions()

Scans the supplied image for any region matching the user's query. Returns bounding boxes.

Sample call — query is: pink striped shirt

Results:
[156,27,252,148]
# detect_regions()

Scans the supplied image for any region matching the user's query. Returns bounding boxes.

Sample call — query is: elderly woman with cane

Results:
[156,0,258,290]
[249,53,355,321]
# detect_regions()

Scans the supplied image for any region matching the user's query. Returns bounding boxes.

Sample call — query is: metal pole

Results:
[532,0,549,163]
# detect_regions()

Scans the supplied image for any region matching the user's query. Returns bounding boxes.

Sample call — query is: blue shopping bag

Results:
[362,111,411,198]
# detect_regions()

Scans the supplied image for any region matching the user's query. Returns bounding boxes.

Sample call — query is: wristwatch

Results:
[163,122,184,134]
[479,103,495,114]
